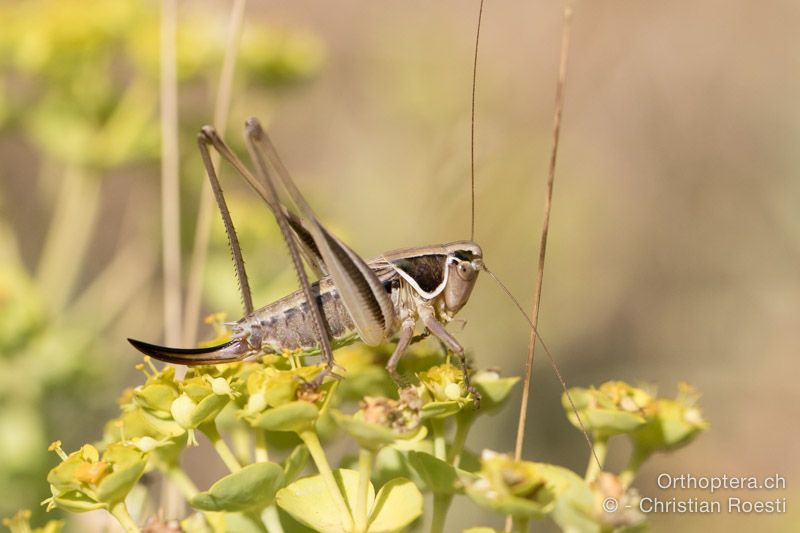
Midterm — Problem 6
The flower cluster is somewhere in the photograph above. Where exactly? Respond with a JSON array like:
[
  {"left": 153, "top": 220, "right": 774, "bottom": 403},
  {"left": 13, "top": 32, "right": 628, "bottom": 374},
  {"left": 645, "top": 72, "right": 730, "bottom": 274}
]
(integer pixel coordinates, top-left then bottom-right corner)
[{"left": 27, "top": 341, "right": 706, "bottom": 533}]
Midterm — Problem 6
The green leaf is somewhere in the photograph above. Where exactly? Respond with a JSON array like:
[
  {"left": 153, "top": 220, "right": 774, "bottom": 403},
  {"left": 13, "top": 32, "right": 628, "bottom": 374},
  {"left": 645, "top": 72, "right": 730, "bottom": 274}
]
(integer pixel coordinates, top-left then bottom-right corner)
[
  {"left": 539, "top": 464, "right": 598, "bottom": 533},
  {"left": 582, "top": 409, "right": 646, "bottom": 436},
  {"left": 367, "top": 478, "right": 423, "bottom": 533},
  {"left": 458, "top": 448, "right": 481, "bottom": 473},
  {"left": 134, "top": 383, "right": 178, "bottom": 414},
  {"left": 46, "top": 455, "right": 84, "bottom": 492},
  {"left": 191, "top": 462, "right": 285, "bottom": 512},
  {"left": 407, "top": 451, "right": 461, "bottom": 495},
  {"left": 252, "top": 401, "right": 319, "bottom": 433},
  {"left": 631, "top": 399, "right": 707, "bottom": 453},
  {"left": 421, "top": 401, "right": 462, "bottom": 419},
  {"left": 151, "top": 433, "right": 189, "bottom": 467},
  {"left": 189, "top": 393, "right": 230, "bottom": 427},
  {"left": 473, "top": 375, "right": 519, "bottom": 414},
  {"left": 282, "top": 444, "right": 309, "bottom": 483},
  {"left": 332, "top": 411, "right": 397, "bottom": 451},
  {"left": 102, "top": 443, "right": 145, "bottom": 469},
  {"left": 50, "top": 490, "right": 105, "bottom": 513},
  {"left": 139, "top": 409, "right": 186, "bottom": 438},
  {"left": 372, "top": 447, "right": 415, "bottom": 490},
  {"left": 224, "top": 512, "right": 269, "bottom": 533},
  {"left": 96, "top": 461, "right": 146, "bottom": 504},
  {"left": 276, "top": 469, "right": 369, "bottom": 533}
]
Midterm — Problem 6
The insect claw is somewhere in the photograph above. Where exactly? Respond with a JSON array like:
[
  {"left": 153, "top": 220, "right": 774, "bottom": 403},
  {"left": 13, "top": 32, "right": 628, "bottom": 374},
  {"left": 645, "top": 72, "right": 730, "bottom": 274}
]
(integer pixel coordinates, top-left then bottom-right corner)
[
  {"left": 315, "top": 365, "right": 345, "bottom": 383},
  {"left": 468, "top": 385, "right": 482, "bottom": 410}
]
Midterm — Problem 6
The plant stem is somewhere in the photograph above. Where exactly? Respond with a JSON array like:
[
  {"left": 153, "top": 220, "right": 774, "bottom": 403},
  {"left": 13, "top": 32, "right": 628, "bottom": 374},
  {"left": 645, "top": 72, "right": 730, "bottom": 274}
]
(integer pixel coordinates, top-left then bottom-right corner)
[
  {"left": 299, "top": 430, "right": 354, "bottom": 532},
  {"left": 261, "top": 505, "right": 285, "bottom": 533},
  {"left": 232, "top": 424, "right": 253, "bottom": 465},
  {"left": 620, "top": 448, "right": 650, "bottom": 489},
  {"left": 255, "top": 429, "right": 269, "bottom": 463},
  {"left": 430, "top": 494, "right": 453, "bottom": 533},
  {"left": 202, "top": 423, "right": 242, "bottom": 473},
  {"left": 513, "top": 0, "right": 576, "bottom": 463},
  {"left": 508, "top": 3, "right": 576, "bottom": 530},
  {"left": 514, "top": 516, "right": 530, "bottom": 533},
  {"left": 355, "top": 449, "right": 373, "bottom": 533},
  {"left": 429, "top": 419, "right": 453, "bottom": 533},
  {"left": 430, "top": 419, "right": 447, "bottom": 461},
  {"left": 109, "top": 501, "right": 141, "bottom": 533},
  {"left": 165, "top": 466, "right": 199, "bottom": 500},
  {"left": 584, "top": 435, "right": 608, "bottom": 482},
  {"left": 448, "top": 412, "right": 475, "bottom": 467}
]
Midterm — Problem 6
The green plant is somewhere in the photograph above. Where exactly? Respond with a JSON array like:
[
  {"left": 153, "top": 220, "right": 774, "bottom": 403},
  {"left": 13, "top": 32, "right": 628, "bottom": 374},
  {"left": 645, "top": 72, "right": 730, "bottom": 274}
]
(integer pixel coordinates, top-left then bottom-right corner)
[
  {"left": 0, "top": 0, "right": 323, "bottom": 521},
  {"left": 2, "top": 3, "right": 710, "bottom": 532},
  {"left": 24, "top": 342, "right": 705, "bottom": 532}
]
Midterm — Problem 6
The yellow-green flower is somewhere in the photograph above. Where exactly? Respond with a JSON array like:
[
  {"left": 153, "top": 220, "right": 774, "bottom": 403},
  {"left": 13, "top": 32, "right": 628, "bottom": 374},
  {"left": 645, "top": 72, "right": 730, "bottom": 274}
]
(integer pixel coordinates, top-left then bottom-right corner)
[
  {"left": 563, "top": 381, "right": 653, "bottom": 437},
  {"left": 241, "top": 364, "right": 324, "bottom": 418},
  {"left": 417, "top": 363, "right": 474, "bottom": 418},
  {"left": 333, "top": 389, "right": 424, "bottom": 451},
  {"left": 631, "top": 383, "right": 708, "bottom": 454},
  {"left": 2, "top": 509, "right": 63, "bottom": 533},
  {"left": 44, "top": 441, "right": 147, "bottom": 513},
  {"left": 465, "top": 450, "right": 557, "bottom": 518}
]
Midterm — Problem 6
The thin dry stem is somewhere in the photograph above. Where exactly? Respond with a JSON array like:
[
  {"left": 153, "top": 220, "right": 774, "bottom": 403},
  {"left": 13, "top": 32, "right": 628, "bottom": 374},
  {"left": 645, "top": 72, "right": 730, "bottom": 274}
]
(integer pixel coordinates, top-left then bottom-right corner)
[
  {"left": 505, "top": 5, "right": 576, "bottom": 532},
  {"left": 470, "top": 0, "right": 485, "bottom": 242},
  {"left": 160, "top": 0, "right": 182, "bottom": 346},
  {"left": 512, "top": 2, "right": 575, "bottom": 459},
  {"left": 183, "top": 0, "right": 248, "bottom": 345}
]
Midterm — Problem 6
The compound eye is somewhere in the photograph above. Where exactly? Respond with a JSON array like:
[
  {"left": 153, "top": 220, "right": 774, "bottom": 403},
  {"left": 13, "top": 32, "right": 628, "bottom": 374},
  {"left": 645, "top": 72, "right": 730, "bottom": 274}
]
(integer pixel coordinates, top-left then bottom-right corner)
[{"left": 456, "top": 262, "right": 473, "bottom": 280}]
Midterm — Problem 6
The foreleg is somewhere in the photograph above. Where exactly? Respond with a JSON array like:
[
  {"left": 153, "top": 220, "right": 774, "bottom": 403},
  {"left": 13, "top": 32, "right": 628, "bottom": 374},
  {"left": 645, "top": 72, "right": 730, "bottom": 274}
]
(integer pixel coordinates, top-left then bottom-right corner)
[
  {"left": 418, "top": 306, "right": 480, "bottom": 406},
  {"left": 386, "top": 319, "right": 416, "bottom": 384}
]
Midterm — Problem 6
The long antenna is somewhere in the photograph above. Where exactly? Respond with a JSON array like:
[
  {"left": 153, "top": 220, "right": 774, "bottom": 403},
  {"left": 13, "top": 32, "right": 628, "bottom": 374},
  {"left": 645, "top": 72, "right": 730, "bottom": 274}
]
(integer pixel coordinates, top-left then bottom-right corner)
[
  {"left": 513, "top": 1, "right": 576, "bottom": 461},
  {"left": 470, "top": 0, "right": 485, "bottom": 241},
  {"left": 484, "top": 267, "right": 598, "bottom": 467}
]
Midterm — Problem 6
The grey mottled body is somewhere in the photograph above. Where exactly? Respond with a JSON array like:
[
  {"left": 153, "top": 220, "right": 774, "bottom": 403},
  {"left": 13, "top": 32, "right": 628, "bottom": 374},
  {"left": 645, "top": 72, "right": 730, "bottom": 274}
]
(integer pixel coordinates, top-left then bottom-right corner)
[
  {"left": 130, "top": 241, "right": 482, "bottom": 374},
  {"left": 235, "top": 276, "right": 360, "bottom": 355}
]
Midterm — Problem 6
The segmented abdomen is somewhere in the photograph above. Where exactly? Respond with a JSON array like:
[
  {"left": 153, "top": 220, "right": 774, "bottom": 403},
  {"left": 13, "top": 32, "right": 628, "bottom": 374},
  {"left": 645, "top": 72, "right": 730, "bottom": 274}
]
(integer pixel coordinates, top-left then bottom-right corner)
[{"left": 234, "top": 277, "right": 359, "bottom": 354}]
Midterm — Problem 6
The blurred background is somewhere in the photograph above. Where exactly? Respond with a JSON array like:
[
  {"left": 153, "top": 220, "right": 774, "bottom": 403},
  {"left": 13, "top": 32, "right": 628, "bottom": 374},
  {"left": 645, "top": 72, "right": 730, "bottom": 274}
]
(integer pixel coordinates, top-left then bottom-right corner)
[{"left": 0, "top": 0, "right": 797, "bottom": 531}]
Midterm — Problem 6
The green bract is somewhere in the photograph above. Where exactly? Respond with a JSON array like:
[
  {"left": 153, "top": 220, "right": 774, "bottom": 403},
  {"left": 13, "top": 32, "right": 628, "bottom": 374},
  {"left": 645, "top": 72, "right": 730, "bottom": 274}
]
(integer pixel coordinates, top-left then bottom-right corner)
[
  {"left": 562, "top": 381, "right": 653, "bottom": 437},
  {"left": 44, "top": 442, "right": 147, "bottom": 512},
  {"left": 241, "top": 364, "right": 325, "bottom": 415},
  {"left": 408, "top": 451, "right": 469, "bottom": 495},
  {"left": 417, "top": 363, "right": 476, "bottom": 419},
  {"left": 276, "top": 470, "right": 423, "bottom": 533},
  {"left": 465, "top": 450, "right": 558, "bottom": 518},
  {"left": 471, "top": 371, "right": 519, "bottom": 414},
  {"left": 333, "top": 391, "right": 424, "bottom": 451},
  {"left": 631, "top": 383, "right": 708, "bottom": 454},
  {"left": 191, "top": 462, "right": 285, "bottom": 512}
]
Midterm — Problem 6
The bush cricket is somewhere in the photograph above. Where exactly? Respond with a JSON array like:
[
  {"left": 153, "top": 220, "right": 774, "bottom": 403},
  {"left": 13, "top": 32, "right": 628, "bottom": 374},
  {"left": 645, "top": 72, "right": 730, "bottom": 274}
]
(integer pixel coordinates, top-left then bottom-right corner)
[
  {"left": 128, "top": 5, "right": 596, "bottom": 456},
  {"left": 128, "top": 119, "right": 485, "bottom": 399}
]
